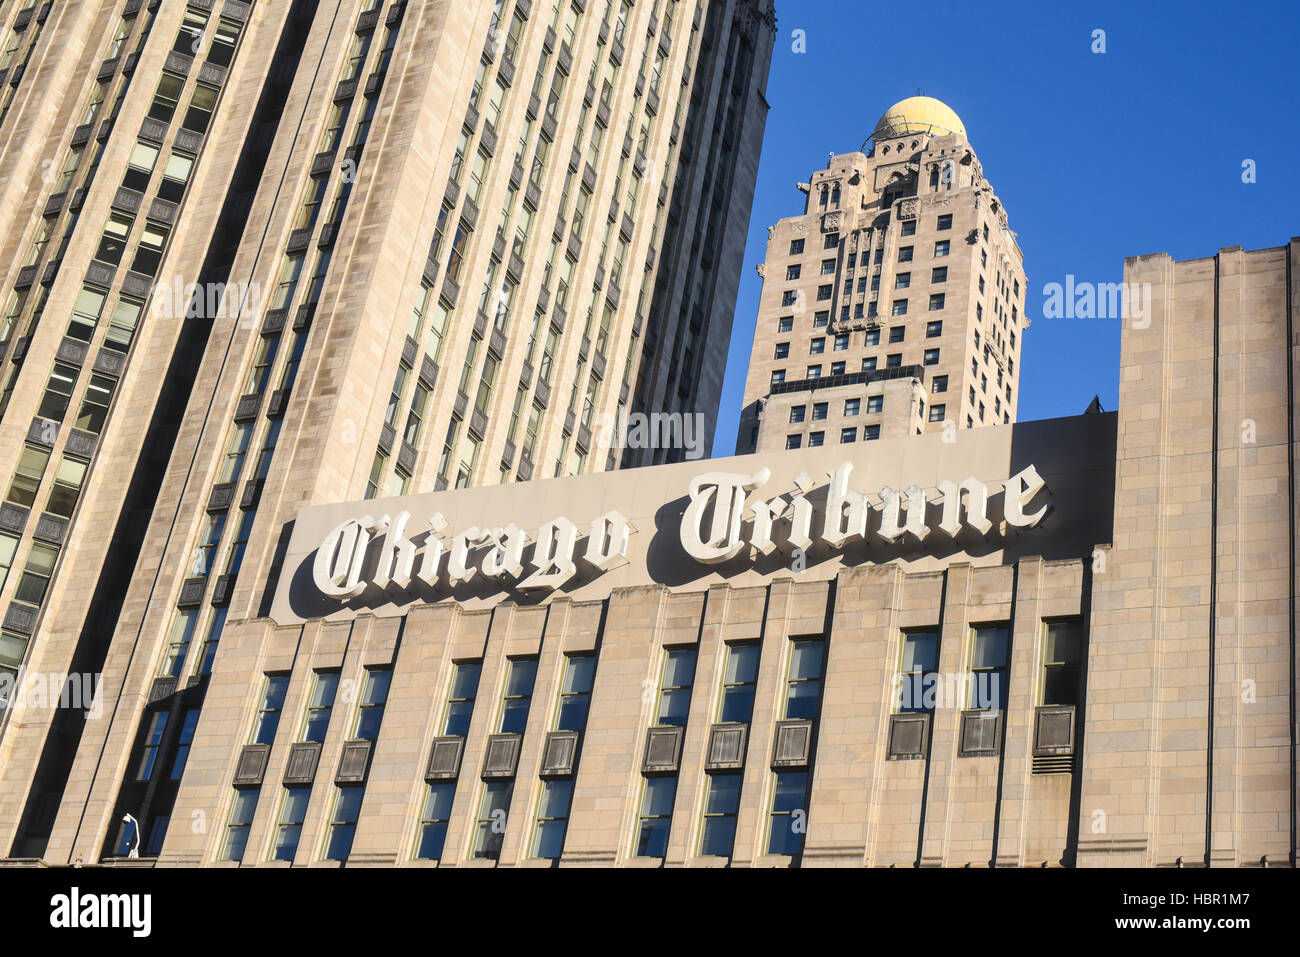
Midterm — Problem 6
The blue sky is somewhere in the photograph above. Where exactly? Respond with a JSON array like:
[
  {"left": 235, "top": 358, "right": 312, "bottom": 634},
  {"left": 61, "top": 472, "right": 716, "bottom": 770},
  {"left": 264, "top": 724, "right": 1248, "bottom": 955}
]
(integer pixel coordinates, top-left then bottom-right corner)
[{"left": 710, "top": 0, "right": 1300, "bottom": 455}]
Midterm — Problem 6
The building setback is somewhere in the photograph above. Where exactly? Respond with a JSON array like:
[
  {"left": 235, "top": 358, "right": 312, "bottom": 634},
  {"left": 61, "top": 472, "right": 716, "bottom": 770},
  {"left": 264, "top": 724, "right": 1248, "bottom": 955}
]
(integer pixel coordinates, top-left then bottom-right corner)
[
  {"left": 0, "top": 0, "right": 776, "bottom": 859},
  {"left": 737, "top": 96, "right": 1026, "bottom": 456}
]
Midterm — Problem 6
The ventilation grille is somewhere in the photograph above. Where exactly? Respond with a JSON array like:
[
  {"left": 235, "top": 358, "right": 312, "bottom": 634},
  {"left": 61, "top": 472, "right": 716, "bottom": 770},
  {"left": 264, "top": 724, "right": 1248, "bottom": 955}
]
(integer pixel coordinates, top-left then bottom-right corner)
[{"left": 1032, "top": 755, "right": 1073, "bottom": 775}]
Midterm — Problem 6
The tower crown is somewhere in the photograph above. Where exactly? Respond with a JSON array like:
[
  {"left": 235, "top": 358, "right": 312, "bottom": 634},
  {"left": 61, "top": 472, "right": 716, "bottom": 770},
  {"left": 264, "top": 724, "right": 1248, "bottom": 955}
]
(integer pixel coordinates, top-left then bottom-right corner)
[{"left": 871, "top": 96, "right": 965, "bottom": 140}]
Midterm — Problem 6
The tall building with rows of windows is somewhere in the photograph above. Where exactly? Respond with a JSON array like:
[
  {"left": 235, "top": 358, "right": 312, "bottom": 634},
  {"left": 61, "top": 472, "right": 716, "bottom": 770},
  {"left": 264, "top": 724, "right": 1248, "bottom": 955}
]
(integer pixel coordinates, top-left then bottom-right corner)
[
  {"left": 736, "top": 96, "right": 1026, "bottom": 455},
  {"left": 0, "top": 0, "right": 775, "bottom": 859}
]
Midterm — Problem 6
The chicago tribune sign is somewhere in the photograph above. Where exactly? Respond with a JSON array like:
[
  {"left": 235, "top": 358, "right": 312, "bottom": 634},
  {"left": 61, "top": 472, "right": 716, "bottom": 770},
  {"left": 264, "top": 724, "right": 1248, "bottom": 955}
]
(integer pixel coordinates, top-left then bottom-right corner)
[{"left": 309, "top": 462, "right": 1050, "bottom": 601}]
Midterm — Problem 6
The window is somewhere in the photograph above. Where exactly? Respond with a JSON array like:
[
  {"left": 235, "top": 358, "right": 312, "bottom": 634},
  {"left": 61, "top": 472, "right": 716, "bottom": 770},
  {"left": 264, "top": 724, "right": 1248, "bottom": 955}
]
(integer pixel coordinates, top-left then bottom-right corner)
[
  {"left": 174, "top": 8, "right": 208, "bottom": 54},
  {"left": 937, "top": 214, "right": 952, "bottom": 230},
  {"left": 773, "top": 342, "right": 789, "bottom": 359},
  {"left": 354, "top": 668, "right": 392, "bottom": 740},
  {"left": 843, "top": 398, "right": 860, "bottom": 416},
  {"left": 823, "top": 232, "right": 838, "bottom": 249},
  {"left": 96, "top": 213, "right": 132, "bottom": 264},
  {"left": 123, "top": 142, "right": 158, "bottom": 192},
  {"left": 634, "top": 776, "right": 678, "bottom": 857},
  {"left": 929, "top": 294, "right": 945, "bottom": 311},
  {"left": 252, "top": 675, "right": 290, "bottom": 745},
  {"left": 134, "top": 712, "right": 169, "bottom": 781},
  {"left": 888, "top": 326, "right": 905, "bottom": 344},
  {"left": 719, "top": 643, "right": 759, "bottom": 723},
  {"left": 159, "top": 610, "right": 198, "bottom": 678},
  {"left": 813, "top": 311, "right": 829, "bottom": 328},
  {"left": 14, "top": 543, "right": 57, "bottom": 607},
  {"left": 532, "top": 779, "right": 574, "bottom": 859},
  {"left": 900, "top": 220, "right": 916, "bottom": 237},
  {"left": 816, "top": 285, "right": 831, "bottom": 301},
  {"left": 820, "top": 259, "right": 835, "bottom": 275},
  {"left": 865, "top": 328, "right": 880, "bottom": 346},
  {"left": 923, "top": 348, "right": 939, "bottom": 366},
  {"left": 788, "top": 239, "right": 804, "bottom": 255},
  {"left": 866, "top": 395, "right": 883, "bottom": 414},
  {"left": 926, "top": 320, "right": 943, "bottom": 338},
  {"left": 833, "top": 333, "right": 849, "bottom": 351},
  {"left": 443, "top": 660, "right": 482, "bottom": 736},
  {"left": 777, "top": 316, "right": 793, "bottom": 333},
  {"left": 700, "top": 774, "right": 741, "bottom": 857},
  {"left": 970, "top": 624, "right": 1010, "bottom": 710},
  {"left": 301, "top": 672, "right": 340, "bottom": 743},
  {"left": 934, "top": 240, "right": 950, "bottom": 257},
  {"left": 932, "top": 266, "right": 947, "bottom": 283},
  {"left": 770, "top": 370, "right": 785, "bottom": 388},
  {"left": 103, "top": 299, "right": 143, "bottom": 352},
  {"left": 767, "top": 770, "right": 808, "bottom": 856},
  {"left": 785, "top": 435, "right": 801, "bottom": 450},
  {"left": 0, "top": 533, "right": 17, "bottom": 595},
  {"left": 861, "top": 357, "right": 877, "bottom": 372},
  {"left": 928, "top": 404, "right": 946, "bottom": 422},
  {"left": 840, "top": 427, "right": 857, "bottom": 444},
  {"left": 808, "top": 431, "right": 824, "bottom": 447},
  {"left": 158, "top": 151, "right": 195, "bottom": 203},
  {"left": 655, "top": 648, "right": 697, "bottom": 726},
  {"left": 207, "top": 16, "right": 241, "bottom": 66},
  {"left": 897, "top": 631, "right": 939, "bottom": 713},
  {"left": 785, "top": 264, "right": 800, "bottom": 280},
  {"left": 149, "top": 73, "right": 185, "bottom": 121},
  {"left": 182, "top": 83, "right": 219, "bottom": 133},
  {"left": 221, "top": 789, "right": 260, "bottom": 862},
  {"left": 324, "top": 786, "right": 364, "bottom": 861},
  {"left": 780, "top": 290, "right": 798, "bottom": 307},
  {"left": 473, "top": 781, "right": 512, "bottom": 859},
  {"left": 806, "top": 365, "right": 821, "bottom": 379},
  {"left": 170, "top": 708, "right": 201, "bottom": 780},
  {"left": 1041, "top": 619, "right": 1083, "bottom": 706},
  {"left": 811, "top": 402, "right": 828, "bottom": 421},
  {"left": 415, "top": 782, "right": 455, "bottom": 860},
  {"left": 37, "top": 363, "right": 78, "bottom": 422},
  {"left": 783, "top": 638, "right": 824, "bottom": 719},
  {"left": 864, "top": 424, "right": 881, "bottom": 440},
  {"left": 199, "top": 610, "right": 228, "bottom": 675},
  {"left": 897, "top": 246, "right": 913, "bottom": 263},
  {"left": 891, "top": 300, "right": 907, "bottom": 317},
  {"left": 895, "top": 272, "right": 911, "bottom": 289},
  {"left": 886, "top": 353, "right": 902, "bottom": 369},
  {"left": 129, "top": 222, "right": 169, "bottom": 275},
  {"left": 554, "top": 654, "right": 596, "bottom": 731},
  {"left": 498, "top": 658, "right": 538, "bottom": 733},
  {"left": 272, "top": 787, "right": 311, "bottom": 861}
]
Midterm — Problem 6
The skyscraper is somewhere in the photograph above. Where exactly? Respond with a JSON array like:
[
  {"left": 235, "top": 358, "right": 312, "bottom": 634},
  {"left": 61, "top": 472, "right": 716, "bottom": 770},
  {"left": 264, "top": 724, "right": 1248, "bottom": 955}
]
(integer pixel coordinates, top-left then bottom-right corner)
[
  {"left": 0, "top": 0, "right": 774, "bottom": 860},
  {"left": 736, "top": 96, "right": 1026, "bottom": 454}
]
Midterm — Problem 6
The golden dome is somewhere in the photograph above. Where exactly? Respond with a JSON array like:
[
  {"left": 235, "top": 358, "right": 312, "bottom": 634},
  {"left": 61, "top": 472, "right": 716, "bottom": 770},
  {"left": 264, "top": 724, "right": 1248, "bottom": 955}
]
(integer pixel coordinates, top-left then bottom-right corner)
[{"left": 872, "top": 96, "right": 965, "bottom": 140}]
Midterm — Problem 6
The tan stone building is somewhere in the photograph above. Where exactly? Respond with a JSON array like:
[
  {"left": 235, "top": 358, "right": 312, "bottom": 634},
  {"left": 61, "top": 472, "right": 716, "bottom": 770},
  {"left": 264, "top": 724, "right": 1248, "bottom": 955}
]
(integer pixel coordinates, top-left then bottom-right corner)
[
  {"left": 737, "top": 96, "right": 1026, "bottom": 456},
  {"left": 4, "top": 235, "right": 1295, "bottom": 868},
  {"left": 0, "top": 0, "right": 776, "bottom": 858}
]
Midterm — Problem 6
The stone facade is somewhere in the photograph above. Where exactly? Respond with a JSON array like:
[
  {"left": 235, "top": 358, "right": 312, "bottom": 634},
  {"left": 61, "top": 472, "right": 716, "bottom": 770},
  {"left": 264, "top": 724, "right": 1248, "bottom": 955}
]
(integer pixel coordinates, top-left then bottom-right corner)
[{"left": 0, "top": 0, "right": 775, "bottom": 860}]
